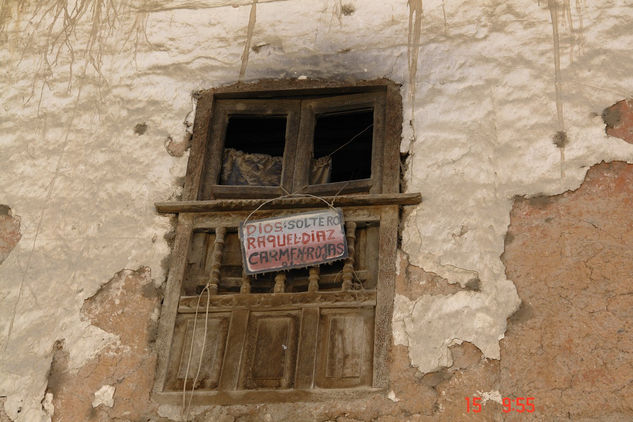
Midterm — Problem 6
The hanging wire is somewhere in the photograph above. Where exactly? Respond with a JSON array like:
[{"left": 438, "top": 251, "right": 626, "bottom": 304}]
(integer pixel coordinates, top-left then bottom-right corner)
[
  {"left": 181, "top": 280, "right": 212, "bottom": 420},
  {"left": 325, "top": 123, "right": 373, "bottom": 158},
  {"left": 242, "top": 192, "right": 340, "bottom": 227}
]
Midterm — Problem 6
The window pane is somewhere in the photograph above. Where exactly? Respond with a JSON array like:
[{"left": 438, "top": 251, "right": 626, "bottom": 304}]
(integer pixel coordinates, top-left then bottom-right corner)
[
  {"left": 311, "top": 109, "right": 373, "bottom": 184},
  {"left": 220, "top": 115, "right": 287, "bottom": 186}
]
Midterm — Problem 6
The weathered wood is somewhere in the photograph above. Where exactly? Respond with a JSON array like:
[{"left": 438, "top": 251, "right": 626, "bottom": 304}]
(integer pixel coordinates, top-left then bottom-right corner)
[
  {"left": 315, "top": 308, "right": 374, "bottom": 389},
  {"left": 308, "top": 266, "right": 319, "bottom": 292},
  {"left": 280, "top": 101, "right": 301, "bottom": 193},
  {"left": 370, "top": 92, "right": 386, "bottom": 194},
  {"left": 221, "top": 233, "right": 242, "bottom": 266},
  {"left": 294, "top": 92, "right": 383, "bottom": 194},
  {"left": 193, "top": 208, "right": 381, "bottom": 230},
  {"left": 153, "top": 385, "right": 384, "bottom": 406},
  {"left": 239, "top": 312, "right": 298, "bottom": 390},
  {"left": 157, "top": 80, "right": 405, "bottom": 403},
  {"left": 218, "top": 309, "right": 249, "bottom": 390},
  {"left": 208, "top": 227, "right": 226, "bottom": 295},
  {"left": 240, "top": 273, "right": 251, "bottom": 294},
  {"left": 154, "top": 213, "right": 194, "bottom": 393},
  {"left": 293, "top": 99, "right": 315, "bottom": 190},
  {"left": 178, "top": 290, "right": 376, "bottom": 313},
  {"left": 200, "top": 99, "right": 301, "bottom": 200},
  {"left": 199, "top": 106, "right": 228, "bottom": 200},
  {"left": 210, "top": 78, "right": 392, "bottom": 99},
  {"left": 164, "top": 313, "right": 230, "bottom": 391},
  {"left": 383, "top": 82, "right": 402, "bottom": 193},
  {"left": 155, "top": 192, "right": 421, "bottom": 213},
  {"left": 188, "top": 270, "right": 369, "bottom": 292},
  {"left": 300, "top": 179, "right": 372, "bottom": 196},
  {"left": 211, "top": 185, "right": 283, "bottom": 199},
  {"left": 182, "top": 232, "right": 208, "bottom": 295},
  {"left": 183, "top": 94, "right": 214, "bottom": 201},
  {"left": 372, "top": 206, "right": 399, "bottom": 388},
  {"left": 273, "top": 272, "right": 286, "bottom": 293},
  {"left": 294, "top": 307, "right": 319, "bottom": 389},
  {"left": 341, "top": 221, "right": 357, "bottom": 291},
  {"left": 363, "top": 226, "right": 380, "bottom": 290}
]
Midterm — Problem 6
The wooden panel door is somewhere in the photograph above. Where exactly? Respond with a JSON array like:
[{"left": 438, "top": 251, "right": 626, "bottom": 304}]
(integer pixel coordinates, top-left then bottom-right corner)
[
  {"left": 239, "top": 311, "right": 299, "bottom": 389},
  {"left": 315, "top": 307, "right": 374, "bottom": 388},
  {"left": 165, "top": 312, "right": 230, "bottom": 391}
]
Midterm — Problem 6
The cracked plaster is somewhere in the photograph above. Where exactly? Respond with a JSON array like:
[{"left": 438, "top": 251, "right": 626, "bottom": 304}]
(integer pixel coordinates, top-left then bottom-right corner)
[{"left": 1, "top": 0, "right": 633, "bottom": 420}]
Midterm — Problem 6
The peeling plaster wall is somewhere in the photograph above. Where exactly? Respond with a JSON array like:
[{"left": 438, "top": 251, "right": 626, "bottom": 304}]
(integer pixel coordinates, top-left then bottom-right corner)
[{"left": 1, "top": 0, "right": 633, "bottom": 420}]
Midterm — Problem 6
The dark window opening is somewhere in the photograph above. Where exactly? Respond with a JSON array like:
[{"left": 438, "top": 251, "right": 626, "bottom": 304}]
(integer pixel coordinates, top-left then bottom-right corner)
[
  {"left": 220, "top": 115, "right": 287, "bottom": 186},
  {"left": 312, "top": 109, "right": 373, "bottom": 184}
]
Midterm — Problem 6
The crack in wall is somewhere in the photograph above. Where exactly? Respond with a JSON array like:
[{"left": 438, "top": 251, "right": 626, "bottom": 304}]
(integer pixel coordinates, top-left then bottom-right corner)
[
  {"left": 0, "top": 206, "right": 21, "bottom": 266},
  {"left": 239, "top": 0, "right": 258, "bottom": 81},
  {"left": 407, "top": 0, "right": 423, "bottom": 145}
]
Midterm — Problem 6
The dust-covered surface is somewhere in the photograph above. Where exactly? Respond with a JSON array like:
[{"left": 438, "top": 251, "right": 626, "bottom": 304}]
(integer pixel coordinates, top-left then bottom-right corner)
[{"left": 1, "top": 0, "right": 633, "bottom": 420}]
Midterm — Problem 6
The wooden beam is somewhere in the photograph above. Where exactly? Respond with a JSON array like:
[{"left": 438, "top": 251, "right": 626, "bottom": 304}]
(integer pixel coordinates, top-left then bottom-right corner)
[{"left": 155, "top": 192, "right": 421, "bottom": 213}]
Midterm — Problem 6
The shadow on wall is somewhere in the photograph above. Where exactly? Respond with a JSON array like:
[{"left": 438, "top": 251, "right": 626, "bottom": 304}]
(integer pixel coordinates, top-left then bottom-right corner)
[
  {"left": 0, "top": 205, "right": 21, "bottom": 265},
  {"left": 602, "top": 99, "right": 633, "bottom": 144}
]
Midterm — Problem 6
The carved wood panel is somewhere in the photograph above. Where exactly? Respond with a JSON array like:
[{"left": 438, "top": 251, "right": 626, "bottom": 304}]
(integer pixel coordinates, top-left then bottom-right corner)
[
  {"left": 158, "top": 207, "right": 397, "bottom": 401},
  {"left": 165, "top": 312, "right": 230, "bottom": 391},
  {"left": 164, "top": 305, "right": 375, "bottom": 393},
  {"left": 239, "top": 311, "right": 299, "bottom": 390},
  {"left": 315, "top": 307, "right": 374, "bottom": 388}
]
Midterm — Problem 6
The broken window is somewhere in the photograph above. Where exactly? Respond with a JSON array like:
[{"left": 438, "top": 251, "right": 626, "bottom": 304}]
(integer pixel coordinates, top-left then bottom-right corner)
[{"left": 153, "top": 80, "right": 420, "bottom": 405}]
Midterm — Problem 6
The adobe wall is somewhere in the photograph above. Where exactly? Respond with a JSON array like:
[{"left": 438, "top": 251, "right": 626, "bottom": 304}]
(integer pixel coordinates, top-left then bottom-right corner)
[{"left": 1, "top": 1, "right": 632, "bottom": 420}]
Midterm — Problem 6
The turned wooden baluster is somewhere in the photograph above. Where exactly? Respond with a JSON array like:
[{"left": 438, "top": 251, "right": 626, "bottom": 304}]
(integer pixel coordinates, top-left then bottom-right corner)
[
  {"left": 341, "top": 221, "right": 357, "bottom": 291},
  {"left": 308, "top": 266, "right": 320, "bottom": 292},
  {"left": 208, "top": 227, "right": 226, "bottom": 295},
  {"left": 240, "top": 272, "right": 251, "bottom": 294},
  {"left": 274, "top": 272, "right": 286, "bottom": 293}
]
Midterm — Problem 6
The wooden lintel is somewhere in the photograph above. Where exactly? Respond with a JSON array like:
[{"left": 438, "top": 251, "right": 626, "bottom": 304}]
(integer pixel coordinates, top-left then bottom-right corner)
[{"left": 155, "top": 193, "right": 422, "bottom": 213}]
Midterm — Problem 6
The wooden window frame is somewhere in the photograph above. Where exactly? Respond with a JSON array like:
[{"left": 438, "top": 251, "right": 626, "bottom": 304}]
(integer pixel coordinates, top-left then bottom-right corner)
[{"left": 153, "top": 79, "right": 421, "bottom": 405}]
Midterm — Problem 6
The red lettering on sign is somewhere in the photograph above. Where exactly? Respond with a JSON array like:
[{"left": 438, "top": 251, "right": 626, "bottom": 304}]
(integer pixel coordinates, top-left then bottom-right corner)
[{"left": 240, "top": 210, "right": 348, "bottom": 274}]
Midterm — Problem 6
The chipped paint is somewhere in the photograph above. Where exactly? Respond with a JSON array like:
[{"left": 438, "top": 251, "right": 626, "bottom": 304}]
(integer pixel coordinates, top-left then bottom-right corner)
[{"left": 91, "top": 385, "right": 115, "bottom": 408}]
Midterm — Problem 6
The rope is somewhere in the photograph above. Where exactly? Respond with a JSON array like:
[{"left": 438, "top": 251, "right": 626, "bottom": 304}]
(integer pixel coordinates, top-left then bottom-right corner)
[{"left": 181, "top": 282, "right": 212, "bottom": 421}]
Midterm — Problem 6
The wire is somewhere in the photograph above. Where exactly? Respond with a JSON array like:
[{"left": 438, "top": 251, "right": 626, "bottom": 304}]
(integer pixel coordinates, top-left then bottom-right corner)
[{"left": 325, "top": 123, "right": 373, "bottom": 158}]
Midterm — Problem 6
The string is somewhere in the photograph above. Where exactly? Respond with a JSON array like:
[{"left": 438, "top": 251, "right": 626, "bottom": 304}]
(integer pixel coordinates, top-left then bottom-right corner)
[
  {"left": 242, "top": 192, "right": 340, "bottom": 228},
  {"left": 240, "top": 121, "right": 374, "bottom": 227},
  {"left": 325, "top": 123, "right": 373, "bottom": 158},
  {"left": 181, "top": 281, "right": 212, "bottom": 421}
]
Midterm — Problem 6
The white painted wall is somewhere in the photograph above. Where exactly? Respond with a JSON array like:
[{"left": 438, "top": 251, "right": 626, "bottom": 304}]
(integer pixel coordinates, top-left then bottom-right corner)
[{"left": 1, "top": 1, "right": 632, "bottom": 420}]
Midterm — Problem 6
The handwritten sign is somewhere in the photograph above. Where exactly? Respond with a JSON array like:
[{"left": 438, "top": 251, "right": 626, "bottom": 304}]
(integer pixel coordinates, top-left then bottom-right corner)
[{"left": 239, "top": 209, "right": 348, "bottom": 275}]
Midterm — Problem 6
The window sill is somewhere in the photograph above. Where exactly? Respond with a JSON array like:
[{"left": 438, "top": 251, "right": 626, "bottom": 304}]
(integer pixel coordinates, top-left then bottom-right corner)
[
  {"left": 155, "top": 192, "right": 421, "bottom": 213},
  {"left": 153, "top": 386, "right": 387, "bottom": 406}
]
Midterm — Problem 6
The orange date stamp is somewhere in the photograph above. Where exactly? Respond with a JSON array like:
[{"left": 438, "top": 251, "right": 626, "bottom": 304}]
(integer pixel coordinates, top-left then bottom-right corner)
[{"left": 465, "top": 396, "right": 535, "bottom": 413}]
